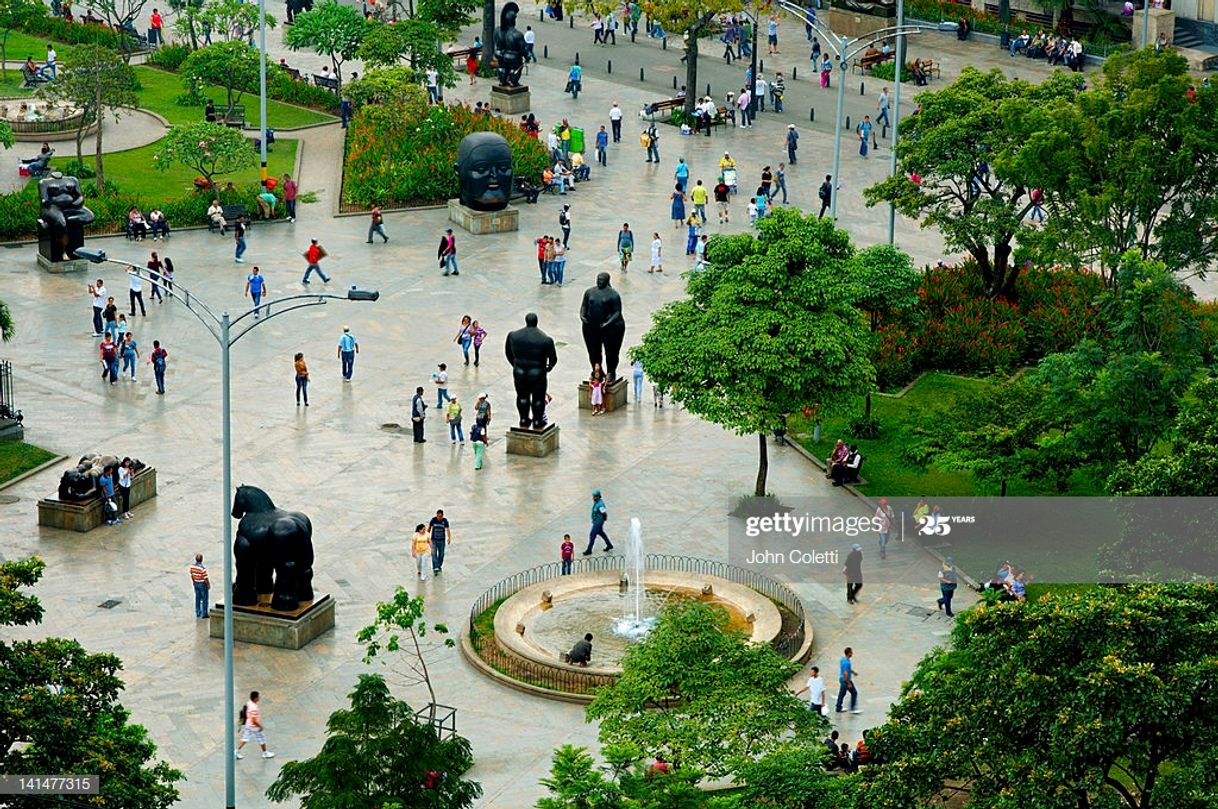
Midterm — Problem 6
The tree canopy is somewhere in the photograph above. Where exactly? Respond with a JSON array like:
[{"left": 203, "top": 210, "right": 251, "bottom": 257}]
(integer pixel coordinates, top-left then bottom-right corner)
[
  {"left": 585, "top": 600, "right": 822, "bottom": 780},
  {"left": 631, "top": 208, "right": 876, "bottom": 495},
  {"left": 284, "top": 0, "right": 367, "bottom": 84},
  {"left": 153, "top": 122, "right": 257, "bottom": 186},
  {"left": 854, "top": 585, "right": 1218, "bottom": 809},
  {"left": 0, "top": 557, "right": 182, "bottom": 808},
  {"left": 179, "top": 40, "right": 260, "bottom": 112}
]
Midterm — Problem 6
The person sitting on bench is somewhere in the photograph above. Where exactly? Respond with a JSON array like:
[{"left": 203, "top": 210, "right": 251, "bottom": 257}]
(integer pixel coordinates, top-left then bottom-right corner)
[
  {"left": 565, "top": 633, "right": 593, "bottom": 666},
  {"left": 570, "top": 151, "right": 591, "bottom": 181},
  {"left": 207, "top": 199, "right": 227, "bottom": 233},
  {"left": 831, "top": 444, "right": 862, "bottom": 485}
]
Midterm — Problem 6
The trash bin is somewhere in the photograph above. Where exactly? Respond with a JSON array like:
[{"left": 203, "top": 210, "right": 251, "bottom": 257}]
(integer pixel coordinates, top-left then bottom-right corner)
[{"left": 569, "top": 127, "right": 585, "bottom": 155}]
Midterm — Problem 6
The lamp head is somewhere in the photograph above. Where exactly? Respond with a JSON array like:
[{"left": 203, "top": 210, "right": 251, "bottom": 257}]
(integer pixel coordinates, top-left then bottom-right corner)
[
  {"left": 347, "top": 288, "right": 380, "bottom": 302},
  {"left": 74, "top": 247, "right": 107, "bottom": 264}
]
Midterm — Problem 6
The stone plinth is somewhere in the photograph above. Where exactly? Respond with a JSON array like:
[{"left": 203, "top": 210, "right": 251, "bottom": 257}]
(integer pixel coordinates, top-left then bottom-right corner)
[
  {"left": 1132, "top": 8, "right": 1174, "bottom": 47},
  {"left": 210, "top": 594, "right": 335, "bottom": 650},
  {"left": 37, "top": 467, "right": 158, "bottom": 532},
  {"left": 36, "top": 254, "right": 90, "bottom": 274},
  {"left": 506, "top": 424, "right": 560, "bottom": 457},
  {"left": 447, "top": 200, "right": 520, "bottom": 235},
  {"left": 577, "top": 377, "right": 628, "bottom": 412},
  {"left": 0, "top": 417, "right": 23, "bottom": 441},
  {"left": 490, "top": 85, "right": 532, "bottom": 114},
  {"left": 828, "top": 7, "right": 893, "bottom": 40}
]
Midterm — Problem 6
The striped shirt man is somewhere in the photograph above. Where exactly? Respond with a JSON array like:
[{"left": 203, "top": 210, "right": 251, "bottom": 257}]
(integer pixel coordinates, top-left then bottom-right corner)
[{"left": 190, "top": 554, "right": 210, "bottom": 619}]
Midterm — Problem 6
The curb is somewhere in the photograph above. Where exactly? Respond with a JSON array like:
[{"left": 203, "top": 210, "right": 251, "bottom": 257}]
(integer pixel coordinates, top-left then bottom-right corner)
[
  {"left": 0, "top": 454, "right": 68, "bottom": 492},
  {"left": 459, "top": 626, "right": 597, "bottom": 705}
]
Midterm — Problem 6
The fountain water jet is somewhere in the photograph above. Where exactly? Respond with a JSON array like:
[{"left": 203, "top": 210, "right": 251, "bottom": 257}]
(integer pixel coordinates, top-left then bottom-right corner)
[{"left": 612, "top": 517, "right": 657, "bottom": 639}]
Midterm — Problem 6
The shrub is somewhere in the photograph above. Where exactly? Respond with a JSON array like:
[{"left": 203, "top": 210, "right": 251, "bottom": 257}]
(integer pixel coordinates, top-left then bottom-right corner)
[
  {"left": 343, "top": 103, "right": 549, "bottom": 207},
  {"left": 1196, "top": 300, "right": 1218, "bottom": 365},
  {"left": 1016, "top": 266, "right": 1106, "bottom": 354},
  {"left": 146, "top": 43, "right": 191, "bottom": 71},
  {"left": 870, "top": 61, "right": 913, "bottom": 82},
  {"left": 266, "top": 71, "right": 342, "bottom": 112},
  {"left": 873, "top": 322, "right": 919, "bottom": 390},
  {"left": 22, "top": 14, "right": 138, "bottom": 50},
  {"left": 918, "top": 292, "right": 1028, "bottom": 372}
]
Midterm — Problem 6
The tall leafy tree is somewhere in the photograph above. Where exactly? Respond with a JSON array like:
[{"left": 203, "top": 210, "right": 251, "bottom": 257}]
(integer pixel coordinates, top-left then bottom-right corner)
[
  {"left": 356, "top": 587, "right": 454, "bottom": 722},
  {"left": 864, "top": 67, "right": 1081, "bottom": 298},
  {"left": 0, "top": 558, "right": 183, "bottom": 808},
  {"left": 265, "top": 673, "right": 481, "bottom": 809},
  {"left": 358, "top": 19, "right": 455, "bottom": 87},
  {"left": 586, "top": 600, "right": 823, "bottom": 780},
  {"left": 0, "top": 0, "right": 40, "bottom": 82},
  {"left": 178, "top": 40, "right": 260, "bottom": 113},
  {"left": 853, "top": 585, "right": 1218, "bottom": 809},
  {"left": 94, "top": 0, "right": 152, "bottom": 54},
  {"left": 1109, "top": 374, "right": 1218, "bottom": 496},
  {"left": 853, "top": 243, "right": 918, "bottom": 423},
  {"left": 37, "top": 44, "right": 137, "bottom": 190},
  {"left": 167, "top": 0, "right": 204, "bottom": 49},
  {"left": 1016, "top": 49, "right": 1218, "bottom": 281},
  {"left": 284, "top": 0, "right": 367, "bottom": 85},
  {"left": 153, "top": 122, "right": 257, "bottom": 187},
  {"left": 196, "top": 0, "right": 277, "bottom": 43},
  {"left": 632, "top": 209, "right": 873, "bottom": 496}
]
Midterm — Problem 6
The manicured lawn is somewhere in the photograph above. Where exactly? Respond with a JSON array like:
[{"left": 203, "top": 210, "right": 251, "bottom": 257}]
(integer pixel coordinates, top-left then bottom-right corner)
[
  {"left": 788, "top": 372, "right": 1105, "bottom": 498},
  {"left": 0, "top": 70, "right": 36, "bottom": 96},
  {"left": 133, "top": 66, "right": 334, "bottom": 129},
  {"left": 0, "top": 31, "right": 72, "bottom": 64},
  {"left": 0, "top": 441, "right": 57, "bottom": 485},
  {"left": 85, "top": 137, "right": 297, "bottom": 201}
]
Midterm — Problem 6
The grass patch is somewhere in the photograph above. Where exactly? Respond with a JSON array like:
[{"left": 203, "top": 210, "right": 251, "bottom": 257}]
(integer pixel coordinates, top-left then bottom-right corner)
[
  {"left": 0, "top": 31, "right": 71, "bottom": 64},
  {"left": 64, "top": 137, "right": 297, "bottom": 202},
  {"left": 133, "top": 66, "right": 334, "bottom": 129},
  {"left": 0, "top": 441, "right": 57, "bottom": 485},
  {"left": 788, "top": 372, "right": 1105, "bottom": 498},
  {"left": 0, "top": 71, "right": 36, "bottom": 97}
]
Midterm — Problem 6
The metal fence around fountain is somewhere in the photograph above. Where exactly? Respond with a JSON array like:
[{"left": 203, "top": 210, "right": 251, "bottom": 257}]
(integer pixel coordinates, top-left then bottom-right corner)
[{"left": 468, "top": 554, "right": 808, "bottom": 694}]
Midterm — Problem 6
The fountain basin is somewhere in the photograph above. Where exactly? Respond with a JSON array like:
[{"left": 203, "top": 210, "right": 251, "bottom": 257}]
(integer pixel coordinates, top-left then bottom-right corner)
[
  {"left": 494, "top": 569, "right": 783, "bottom": 678},
  {"left": 0, "top": 97, "right": 92, "bottom": 140}
]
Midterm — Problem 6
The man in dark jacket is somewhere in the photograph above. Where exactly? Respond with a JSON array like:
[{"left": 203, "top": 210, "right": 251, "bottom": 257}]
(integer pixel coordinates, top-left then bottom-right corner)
[{"left": 844, "top": 543, "right": 863, "bottom": 604}]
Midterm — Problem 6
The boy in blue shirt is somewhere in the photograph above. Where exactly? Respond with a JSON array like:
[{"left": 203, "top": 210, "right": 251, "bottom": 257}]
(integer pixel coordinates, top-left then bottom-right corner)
[
  {"left": 98, "top": 468, "right": 121, "bottom": 525},
  {"left": 595, "top": 125, "right": 608, "bottom": 167},
  {"left": 244, "top": 266, "right": 266, "bottom": 319}
]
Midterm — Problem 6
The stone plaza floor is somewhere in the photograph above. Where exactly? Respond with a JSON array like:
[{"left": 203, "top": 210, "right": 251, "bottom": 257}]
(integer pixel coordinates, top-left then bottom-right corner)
[{"left": 7, "top": 5, "right": 1207, "bottom": 806}]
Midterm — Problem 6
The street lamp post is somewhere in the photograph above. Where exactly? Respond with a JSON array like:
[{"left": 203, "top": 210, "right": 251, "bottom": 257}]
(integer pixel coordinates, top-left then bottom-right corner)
[
  {"left": 888, "top": 0, "right": 904, "bottom": 244},
  {"left": 258, "top": 0, "right": 268, "bottom": 186},
  {"left": 74, "top": 248, "right": 378, "bottom": 809}
]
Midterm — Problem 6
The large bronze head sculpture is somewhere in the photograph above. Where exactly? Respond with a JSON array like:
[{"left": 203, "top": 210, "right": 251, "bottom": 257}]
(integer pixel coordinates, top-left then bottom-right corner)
[{"left": 454, "top": 132, "right": 514, "bottom": 211}]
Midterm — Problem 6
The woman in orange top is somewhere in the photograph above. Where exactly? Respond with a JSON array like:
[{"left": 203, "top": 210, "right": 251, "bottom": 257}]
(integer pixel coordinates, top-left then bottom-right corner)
[{"left": 294, "top": 352, "right": 309, "bottom": 406}]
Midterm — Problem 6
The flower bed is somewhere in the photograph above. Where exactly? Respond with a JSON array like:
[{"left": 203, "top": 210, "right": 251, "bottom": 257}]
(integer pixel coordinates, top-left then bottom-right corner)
[{"left": 342, "top": 103, "right": 550, "bottom": 208}]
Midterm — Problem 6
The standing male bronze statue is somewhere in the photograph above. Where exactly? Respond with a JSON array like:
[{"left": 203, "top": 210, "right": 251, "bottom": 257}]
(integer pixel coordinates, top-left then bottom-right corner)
[{"left": 505, "top": 313, "right": 558, "bottom": 429}]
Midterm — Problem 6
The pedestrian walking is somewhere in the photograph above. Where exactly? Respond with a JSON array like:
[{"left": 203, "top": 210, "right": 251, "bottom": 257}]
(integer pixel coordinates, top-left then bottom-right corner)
[
  {"left": 116, "top": 313, "right": 128, "bottom": 345},
  {"left": 609, "top": 102, "right": 623, "bottom": 142},
  {"left": 466, "top": 50, "right": 478, "bottom": 85},
  {"left": 1029, "top": 187, "right": 1046, "bottom": 222},
  {"left": 367, "top": 204, "right": 389, "bottom": 243},
  {"left": 244, "top": 266, "right": 267, "bottom": 318},
  {"left": 470, "top": 320, "right": 487, "bottom": 366},
  {"left": 818, "top": 174, "right": 833, "bottom": 217},
  {"left": 754, "top": 73, "right": 767, "bottom": 112},
  {"left": 874, "top": 497, "right": 895, "bottom": 558},
  {"left": 835, "top": 647, "right": 862, "bottom": 713},
  {"left": 617, "top": 222, "right": 634, "bottom": 272},
  {"left": 820, "top": 53, "right": 832, "bottom": 88},
  {"left": 583, "top": 489, "right": 614, "bottom": 554},
  {"left": 685, "top": 212, "right": 701, "bottom": 255},
  {"left": 566, "top": 61, "right": 582, "bottom": 99},
  {"left": 795, "top": 665, "right": 826, "bottom": 714},
  {"left": 772, "top": 71, "right": 786, "bottom": 112},
  {"left": 736, "top": 88, "right": 751, "bottom": 127},
  {"left": 301, "top": 239, "right": 331, "bottom": 284},
  {"left": 524, "top": 25, "right": 537, "bottom": 62},
  {"left": 471, "top": 420, "right": 487, "bottom": 469},
  {"left": 454, "top": 315, "right": 473, "bottom": 365},
  {"left": 606, "top": 12, "right": 617, "bottom": 43},
  {"left": 337, "top": 326, "right": 358, "bottom": 381},
  {"left": 811, "top": 36, "right": 821, "bottom": 66},
  {"left": 127, "top": 268, "right": 146, "bottom": 316},
  {"left": 475, "top": 391, "right": 492, "bottom": 429},
  {"left": 767, "top": 14, "right": 779, "bottom": 53},
  {"left": 775, "top": 163, "right": 788, "bottom": 204},
  {"left": 643, "top": 123, "right": 660, "bottom": 163},
  {"left": 559, "top": 204, "right": 572, "bottom": 246},
  {"left": 99, "top": 333, "right": 119, "bottom": 385},
  {"left": 294, "top": 352, "right": 309, "bottom": 406},
  {"left": 161, "top": 257, "right": 175, "bottom": 293},
  {"left": 844, "top": 543, "right": 863, "bottom": 603},
  {"left": 937, "top": 557, "right": 958, "bottom": 617},
  {"left": 674, "top": 157, "right": 690, "bottom": 193},
  {"left": 411, "top": 386, "right": 427, "bottom": 442},
  {"left": 98, "top": 464, "right": 120, "bottom": 524},
  {"left": 438, "top": 228, "right": 459, "bottom": 276},
  {"left": 120, "top": 333, "right": 139, "bottom": 382},
  {"left": 411, "top": 523, "right": 432, "bottom": 579},
  {"left": 876, "top": 86, "right": 890, "bottom": 128},
  {"left": 446, "top": 395, "right": 465, "bottom": 443},
  {"left": 689, "top": 179, "right": 708, "bottom": 224},
  {"left": 189, "top": 553, "right": 210, "bottom": 618},
  {"left": 649, "top": 232, "right": 663, "bottom": 273},
  {"left": 760, "top": 165, "right": 773, "bottom": 201},
  {"left": 786, "top": 123, "right": 799, "bottom": 164},
  {"left": 233, "top": 216, "right": 247, "bottom": 263},
  {"left": 713, "top": 176, "right": 730, "bottom": 224},
  {"left": 595, "top": 125, "right": 608, "bottom": 166},
  {"left": 235, "top": 691, "right": 274, "bottom": 759},
  {"left": 117, "top": 457, "right": 135, "bottom": 518},
  {"left": 433, "top": 362, "right": 451, "bottom": 407},
  {"left": 282, "top": 174, "right": 297, "bottom": 221},
  {"left": 149, "top": 339, "right": 168, "bottom": 394},
  {"left": 670, "top": 184, "right": 686, "bottom": 228},
  {"left": 146, "top": 252, "right": 164, "bottom": 304},
  {"left": 591, "top": 14, "right": 604, "bottom": 44},
  {"left": 89, "top": 278, "right": 107, "bottom": 335},
  {"left": 857, "top": 115, "right": 874, "bottom": 158},
  {"left": 428, "top": 509, "right": 451, "bottom": 575}
]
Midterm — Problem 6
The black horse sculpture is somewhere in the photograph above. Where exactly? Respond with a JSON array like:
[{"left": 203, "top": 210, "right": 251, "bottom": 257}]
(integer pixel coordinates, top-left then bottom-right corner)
[{"left": 231, "top": 485, "right": 315, "bottom": 612}]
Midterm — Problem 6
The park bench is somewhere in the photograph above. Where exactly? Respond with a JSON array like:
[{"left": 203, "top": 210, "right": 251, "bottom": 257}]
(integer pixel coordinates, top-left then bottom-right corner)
[
  {"left": 313, "top": 73, "right": 340, "bottom": 92},
  {"left": 446, "top": 46, "right": 479, "bottom": 64},
  {"left": 21, "top": 65, "right": 50, "bottom": 88},
  {"left": 918, "top": 59, "right": 941, "bottom": 80},
  {"left": 208, "top": 203, "right": 250, "bottom": 233},
  {"left": 642, "top": 96, "right": 684, "bottom": 117},
  {"left": 277, "top": 63, "right": 303, "bottom": 81},
  {"left": 511, "top": 176, "right": 541, "bottom": 204},
  {"left": 207, "top": 102, "right": 246, "bottom": 128},
  {"left": 851, "top": 51, "right": 893, "bottom": 75}
]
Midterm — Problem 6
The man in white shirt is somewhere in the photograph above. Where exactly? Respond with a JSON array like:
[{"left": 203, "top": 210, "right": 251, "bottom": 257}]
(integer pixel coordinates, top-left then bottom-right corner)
[
  {"left": 524, "top": 25, "right": 537, "bottom": 62},
  {"left": 127, "top": 268, "right": 146, "bottom": 317},
  {"left": 89, "top": 278, "right": 107, "bottom": 335},
  {"left": 425, "top": 68, "right": 439, "bottom": 103},
  {"left": 608, "top": 102, "right": 623, "bottom": 142},
  {"left": 44, "top": 45, "right": 57, "bottom": 80},
  {"left": 795, "top": 666, "right": 827, "bottom": 713},
  {"left": 754, "top": 74, "right": 767, "bottom": 113}
]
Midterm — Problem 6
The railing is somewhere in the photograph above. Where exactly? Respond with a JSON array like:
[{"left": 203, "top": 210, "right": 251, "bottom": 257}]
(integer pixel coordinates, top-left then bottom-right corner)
[
  {"left": 0, "top": 360, "right": 20, "bottom": 423},
  {"left": 467, "top": 554, "right": 808, "bottom": 694}
]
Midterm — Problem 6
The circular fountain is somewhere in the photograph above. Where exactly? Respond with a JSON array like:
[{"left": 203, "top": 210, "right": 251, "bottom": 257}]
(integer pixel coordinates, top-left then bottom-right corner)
[
  {"left": 465, "top": 518, "right": 813, "bottom": 700},
  {"left": 0, "top": 98, "right": 91, "bottom": 140}
]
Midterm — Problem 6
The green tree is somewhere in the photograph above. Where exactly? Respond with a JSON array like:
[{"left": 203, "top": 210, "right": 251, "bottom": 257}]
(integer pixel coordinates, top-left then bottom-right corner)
[
  {"left": 853, "top": 243, "right": 918, "bottom": 423},
  {"left": 94, "top": 0, "right": 152, "bottom": 54},
  {"left": 284, "top": 0, "right": 366, "bottom": 85},
  {"left": 196, "top": 0, "right": 276, "bottom": 43},
  {"left": 864, "top": 67, "right": 1082, "bottom": 298},
  {"left": 854, "top": 585, "right": 1218, "bottom": 809},
  {"left": 37, "top": 44, "right": 137, "bottom": 190},
  {"left": 537, "top": 745, "right": 622, "bottom": 809},
  {"left": 179, "top": 40, "right": 260, "bottom": 114},
  {"left": 631, "top": 208, "right": 874, "bottom": 496},
  {"left": 356, "top": 587, "right": 453, "bottom": 721},
  {"left": 0, "top": 297, "right": 14, "bottom": 342},
  {"left": 153, "top": 122, "right": 256, "bottom": 187},
  {"left": 586, "top": 600, "right": 821, "bottom": 780},
  {"left": 732, "top": 746, "right": 852, "bottom": 809},
  {"left": 167, "top": 0, "right": 204, "bottom": 49},
  {"left": 1015, "top": 49, "right": 1218, "bottom": 280},
  {"left": 0, "top": 0, "right": 40, "bottom": 82},
  {"left": 265, "top": 673, "right": 482, "bottom": 809},
  {"left": 358, "top": 18, "right": 455, "bottom": 87},
  {"left": 1109, "top": 374, "right": 1218, "bottom": 496},
  {"left": 0, "top": 557, "right": 183, "bottom": 808}
]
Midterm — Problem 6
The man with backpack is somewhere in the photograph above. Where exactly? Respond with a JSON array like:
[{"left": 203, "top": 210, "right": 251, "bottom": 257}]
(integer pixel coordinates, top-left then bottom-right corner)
[
  {"left": 818, "top": 174, "right": 833, "bottom": 218},
  {"left": 583, "top": 489, "right": 614, "bottom": 555},
  {"left": 149, "top": 340, "right": 168, "bottom": 395},
  {"left": 559, "top": 205, "right": 572, "bottom": 247},
  {"left": 642, "top": 124, "right": 659, "bottom": 163}
]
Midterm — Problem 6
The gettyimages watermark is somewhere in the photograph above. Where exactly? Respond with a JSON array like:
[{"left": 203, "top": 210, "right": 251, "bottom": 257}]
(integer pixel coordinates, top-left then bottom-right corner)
[{"left": 729, "top": 497, "right": 1218, "bottom": 585}]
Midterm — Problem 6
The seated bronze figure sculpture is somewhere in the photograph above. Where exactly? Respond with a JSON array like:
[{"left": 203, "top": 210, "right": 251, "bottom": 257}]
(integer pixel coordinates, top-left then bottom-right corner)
[{"left": 38, "top": 172, "right": 95, "bottom": 262}]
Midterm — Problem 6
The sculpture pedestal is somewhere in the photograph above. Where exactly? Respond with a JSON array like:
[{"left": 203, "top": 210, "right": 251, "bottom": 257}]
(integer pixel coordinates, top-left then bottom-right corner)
[
  {"left": 37, "top": 467, "right": 158, "bottom": 532},
  {"left": 447, "top": 200, "right": 520, "bottom": 235},
  {"left": 827, "top": 7, "right": 892, "bottom": 40},
  {"left": 36, "top": 253, "right": 90, "bottom": 274},
  {"left": 490, "top": 85, "right": 532, "bottom": 115},
  {"left": 506, "top": 424, "right": 560, "bottom": 457},
  {"left": 578, "top": 377, "right": 628, "bottom": 413},
  {"left": 210, "top": 594, "right": 335, "bottom": 650}
]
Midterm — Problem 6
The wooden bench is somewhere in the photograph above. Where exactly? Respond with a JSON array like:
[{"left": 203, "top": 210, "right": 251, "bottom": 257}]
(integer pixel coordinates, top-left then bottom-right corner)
[
  {"left": 313, "top": 73, "right": 340, "bottom": 92},
  {"left": 852, "top": 51, "right": 893, "bottom": 75},
  {"left": 21, "top": 65, "right": 50, "bottom": 88},
  {"left": 642, "top": 96, "right": 684, "bottom": 117},
  {"left": 208, "top": 102, "right": 246, "bottom": 128},
  {"left": 277, "top": 63, "right": 303, "bottom": 81},
  {"left": 918, "top": 59, "right": 941, "bottom": 80},
  {"left": 208, "top": 203, "right": 250, "bottom": 233},
  {"left": 511, "top": 176, "right": 541, "bottom": 204}
]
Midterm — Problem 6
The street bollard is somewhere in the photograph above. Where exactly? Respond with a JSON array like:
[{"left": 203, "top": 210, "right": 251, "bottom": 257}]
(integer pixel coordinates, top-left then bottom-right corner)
[
  {"left": 810, "top": 107, "right": 815, "bottom": 122},
  {"left": 662, "top": 36, "right": 667, "bottom": 49},
  {"left": 845, "top": 115, "right": 851, "bottom": 130},
  {"left": 569, "top": 16, "right": 573, "bottom": 28},
  {"left": 539, "top": 9, "right": 543, "bottom": 21},
  {"left": 544, "top": 44, "right": 549, "bottom": 59},
  {"left": 760, "top": 59, "right": 764, "bottom": 72},
  {"left": 631, "top": 29, "right": 636, "bottom": 43},
  {"left": 792, "top": 66, "right": 797, "bottom": 80},
  {"left": 673, "top": 75, "right": 678, "bottom": 89},
  {"left": 608, "top": 59, "right": 612, "bottom": 73},
  {"left": 575, "top": 52, "right": 580, "bottom": 65},
  {"left": 882, "top": 124, "right": 888, "bottom": 139},
  {"left": 706, "top": 83, "right": 711, "bottom": 97},
  {"left": 859, "top": 81, "right": 865, "bottom": 96},
  {"left": 640, "top": 66, "right": 645, "bottom": 81}
]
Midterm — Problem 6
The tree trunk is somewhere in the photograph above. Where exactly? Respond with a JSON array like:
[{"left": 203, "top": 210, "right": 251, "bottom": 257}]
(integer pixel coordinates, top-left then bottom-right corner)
[
  {"left": 684, "top": 28, "right": 698, "bottom": 114},
  {"left": 186, "top": 14, "right": 198, "bottom": 49},
  {"left": 481, "top": 0, "right": 494, "bottom": 74},
  {"left": 1, "top": 36, "right": 8, "bottom": 82},
  {"left": 754, "top": 432, "right": 768, "bottom": 497},
  {"left": 1000, "top": 478, "right": 1007, "bottom": 497},
  {"left": 994, "top": 240, "right": 1018, "bottom": 297},
  {"left": 94, "top": 87, "right": 105, "bottom": 190}
]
